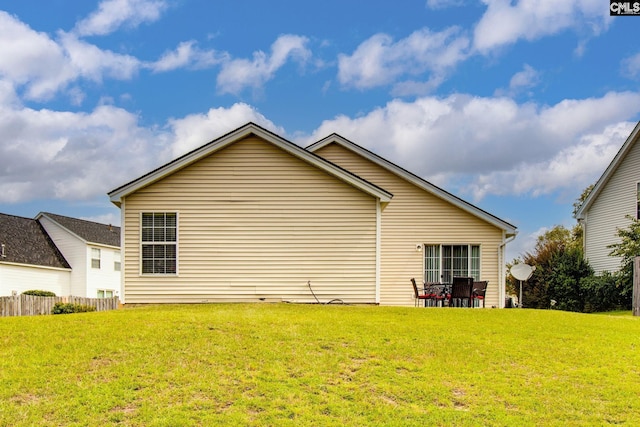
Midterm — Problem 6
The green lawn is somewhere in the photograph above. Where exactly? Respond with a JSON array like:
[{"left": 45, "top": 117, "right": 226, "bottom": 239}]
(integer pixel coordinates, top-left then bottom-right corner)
[{"left": 1, "top": 304, "right": 639, "bottom": 426}]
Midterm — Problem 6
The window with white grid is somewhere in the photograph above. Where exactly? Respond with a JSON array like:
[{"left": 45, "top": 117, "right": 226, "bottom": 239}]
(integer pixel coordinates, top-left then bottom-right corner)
[
  {"left": 424, "top": 244, "right": 480, "bottom": 283},
  {"left": 141, "top": 212, "right": 177, "bottom": 274}
]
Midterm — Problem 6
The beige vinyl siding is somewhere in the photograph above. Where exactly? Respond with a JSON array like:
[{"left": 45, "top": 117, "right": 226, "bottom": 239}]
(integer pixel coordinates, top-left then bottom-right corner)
[
  {"left": 584, "top": 139, "right": 640, "bottom": 274},
  {"left": 314, "top": 143, "right": 505, "bottom": 307},
  {"left": 122, "top": 136, "right": 378, "bottom": 303}
]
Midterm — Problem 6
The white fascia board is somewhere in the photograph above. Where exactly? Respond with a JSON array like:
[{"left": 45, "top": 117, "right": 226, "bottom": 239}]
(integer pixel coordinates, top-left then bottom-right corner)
[
  {"left": 575, "top": 121, "right": 640, "bottom": 219},
  {"left": 108, "top": 123, "right": 392, "bottom": 205},
  {"left": 0, "top": 260, "right": 72, "bottom": 272},
  {"left": 307, "top": 135, "right": 517, "bottom": 236}
]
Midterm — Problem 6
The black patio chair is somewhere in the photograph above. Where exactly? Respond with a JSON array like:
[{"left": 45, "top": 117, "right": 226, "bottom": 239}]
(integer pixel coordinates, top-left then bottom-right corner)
[
  {"left": 450, "top": 277, "right": 473, "bottom": 307},
  {"left": 472, "top": 281, "right": 488, "bottom": 308}
]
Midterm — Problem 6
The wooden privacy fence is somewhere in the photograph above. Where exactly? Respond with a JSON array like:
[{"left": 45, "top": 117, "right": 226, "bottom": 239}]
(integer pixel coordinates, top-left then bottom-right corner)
[{"left": 0, "top": 295, "right": 120, "bottom": 317}]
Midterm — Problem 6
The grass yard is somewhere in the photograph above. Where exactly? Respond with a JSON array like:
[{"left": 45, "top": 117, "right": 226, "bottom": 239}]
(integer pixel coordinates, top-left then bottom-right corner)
[{"left": 1, "top": 304, "right": 639, "bottom": 426}]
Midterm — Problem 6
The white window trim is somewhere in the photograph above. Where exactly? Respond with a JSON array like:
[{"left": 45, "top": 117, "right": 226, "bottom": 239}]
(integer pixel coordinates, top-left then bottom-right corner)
[
  {"left": 423, "top": 243, "right": 482, "bottom": 283},
  {"left": 97, "top": 289, "right": 115, "bottom": 298},
  {"left": 139, "top": 211, "right": 179, "bottom": 276},
  {"left": 91, "top": 247, "right": 101, "bottom": 269},
  {"left": 114, "top": 251, "right": 121, "bottom": 272}
]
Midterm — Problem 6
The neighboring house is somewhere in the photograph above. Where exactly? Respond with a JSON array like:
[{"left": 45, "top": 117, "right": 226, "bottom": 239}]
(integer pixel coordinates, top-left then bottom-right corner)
[
  {"left": 576, "top": 121, "right": 640, "bottom": 274},
  {"left": 36, "top": 213, "right": 121, "bottom": 299},
  {"left": 0, "top": 213, "right": 71, "bottom": 296},
  {"left": 108, "top": 123, "right": 517, "bottom": 307},
  {"left": 0, "top": 212, "right": 121, "bottom": 298}
]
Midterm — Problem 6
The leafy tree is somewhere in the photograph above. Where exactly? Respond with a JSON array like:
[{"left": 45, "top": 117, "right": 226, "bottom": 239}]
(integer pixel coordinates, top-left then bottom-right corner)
[
  {"left": 520, "top": 225, "right": 578, "bottom": 308},
  {"left": 570, "top": 183, "right": 593, "bottom": 255},
  {"left": 515, "top": 225, "right": 593, "bottom": 310},
  {"left": 546, "top": 246, "right": 593, "bottom": 312},
  {"left": 580, "top": 272, "right": 621, "bottom": 313},
  {"left": 606, "top": 215, "right": 640, "bottom": 309},
  {"left": 572, "top": 184, "right": 594, "bottom": 218},
  {"left": 506, "top": 184, "right": 631, "bottom": 312}
]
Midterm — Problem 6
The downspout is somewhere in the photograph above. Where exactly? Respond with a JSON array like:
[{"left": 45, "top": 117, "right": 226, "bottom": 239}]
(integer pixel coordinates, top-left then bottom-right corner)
[
  {"left": 375, "top": 199, "right": 381, "bottom": 304},
  {"left": 499, "top": 233, "right": 517, "bottom": 308}
]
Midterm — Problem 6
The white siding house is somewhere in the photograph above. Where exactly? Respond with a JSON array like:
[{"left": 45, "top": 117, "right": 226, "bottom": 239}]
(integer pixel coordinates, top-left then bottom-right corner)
[
  {"left": 0, "top": 263, "right": 71, "bottom": 296},
  {"left": 0, "top": 213, "right": 71, "bottom": 296},
  {"left": 576, "top": 121, "right": 640, "bottom": 274},
  {"left": 36, "top": 213, "right": 121, "bottom": 299}
]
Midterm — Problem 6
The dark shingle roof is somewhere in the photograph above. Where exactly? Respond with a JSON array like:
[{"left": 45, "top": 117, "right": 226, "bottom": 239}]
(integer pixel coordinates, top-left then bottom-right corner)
[
  {"left": 39, "top": 212, "right": 120, "bottom": 247},
  {"left": 0, "top": 213, "right": 71, "bottom": 269}
]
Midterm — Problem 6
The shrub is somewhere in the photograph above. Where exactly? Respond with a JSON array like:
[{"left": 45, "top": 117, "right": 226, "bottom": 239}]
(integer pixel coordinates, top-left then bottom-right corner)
[
  {"left": 22, "top": 290, "right": 56, "bottom": 297},
  {"left": 52, "top": 302, "right": 96, "bottom": 315}
]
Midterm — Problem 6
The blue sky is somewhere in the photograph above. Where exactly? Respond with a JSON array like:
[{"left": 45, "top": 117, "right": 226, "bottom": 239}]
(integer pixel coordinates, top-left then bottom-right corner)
[{"left": 0, "top": 0, "right": 639, "bottom": 261}]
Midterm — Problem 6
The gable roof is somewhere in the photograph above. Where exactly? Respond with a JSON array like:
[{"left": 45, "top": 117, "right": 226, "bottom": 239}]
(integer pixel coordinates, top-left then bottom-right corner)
[
  {"left": 575, "top": 121, "right": 640, "bottom": 220},
  {"left": 0, "top": 213, "right": 71, "bottom": 269},
  {"left": 307, "top": 134, "right": 517, "bottom": 236},
  {"left": 36, "top": 212, "right": 121, "bottom": 248},
  {"left": 108, "top": 122, "right": 393, "bottom": 205}
]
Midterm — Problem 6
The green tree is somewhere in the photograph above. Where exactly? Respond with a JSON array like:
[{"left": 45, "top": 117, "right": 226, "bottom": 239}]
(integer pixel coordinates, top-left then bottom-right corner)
[
  {"left": 546, "top": 246, "right": 593, "bottom": 312},
  {"left": 507, "top": 184, "right": 631, "bottom": 312},
  {"left": 572, "top": 184, "right": 594, "bottom": 218},
  {"left": 572, "top": 183, "right": 593, "bottom": 253},
  {"left": 606, "top": 215, "right": 640, "bottom": 308},
  {"left": 520, "top": 225, "right": 574, "bottom": 308},
  {"left": 516, "top": 225, "right": 593, "bottom": 310}
]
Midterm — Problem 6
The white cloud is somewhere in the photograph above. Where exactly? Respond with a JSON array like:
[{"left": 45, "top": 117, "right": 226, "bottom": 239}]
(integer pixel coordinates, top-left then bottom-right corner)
[
  {"left": 337, "top": 27, "right": 469, "bottom": 92},
  {"left": 466, "top": 121, "right": 634, "bottom": 201},
  {"left": 167, "top": 103, "right": 284, "bottom": 157},
  {"left": 148, "top": 41, "right": 227, "bottom": 72},
  {"left": 621, "top": 52, "right": 640, "bottom": 79},
  {"left": 58, "top": 31, "right": 140, "bottom": 82},
  {"left": 216, "top": 35, "right": 311, "bottom": 95},
  {"left": 474, "top": 0, "right": 611, "bottom": 52},
  {"left": 426, "top": 0, "right": 464, "bottom": 9},
  {"left": 0, "top": 11, "right": 75, "bottom": 100},
  {"left": 0, "top": 79, "right": 20, "bottom": 107},
  {"left": 74, "top": 0, "right": 168, "bottom": 37},
  {"left": 509, "top": 64, "right": 540, "bottom": 93},
  {"left": 0, "top": 12, "right": 141, "bottom": 101},
  {"left": 0, "top": 103, "right": 167, "bottom": 203},
  {"left": 302, "top": 92, "right": 640, "bottom": 200},
  {"left": 495, "top": 64, "right": 541, "bottom": 97}
]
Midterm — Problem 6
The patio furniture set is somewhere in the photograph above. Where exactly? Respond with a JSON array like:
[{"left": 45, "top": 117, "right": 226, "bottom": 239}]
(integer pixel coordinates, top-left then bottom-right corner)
[{"left": 411, "top": 277, "right": 488, "bottom": 308}]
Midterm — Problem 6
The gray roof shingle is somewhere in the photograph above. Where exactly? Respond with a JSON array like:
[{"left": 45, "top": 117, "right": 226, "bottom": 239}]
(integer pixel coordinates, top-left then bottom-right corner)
[
  {"left": 0, "top": 213, "right": 71, "bottom": 269},
  {"left": 39, "top": 212, "right": 120, "bottom": 247}
]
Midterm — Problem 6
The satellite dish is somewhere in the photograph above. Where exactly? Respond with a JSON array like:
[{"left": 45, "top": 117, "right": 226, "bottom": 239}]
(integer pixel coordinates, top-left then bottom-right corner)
[{"left": 510, "top": 263, "right": 535, "bottom": 281}]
